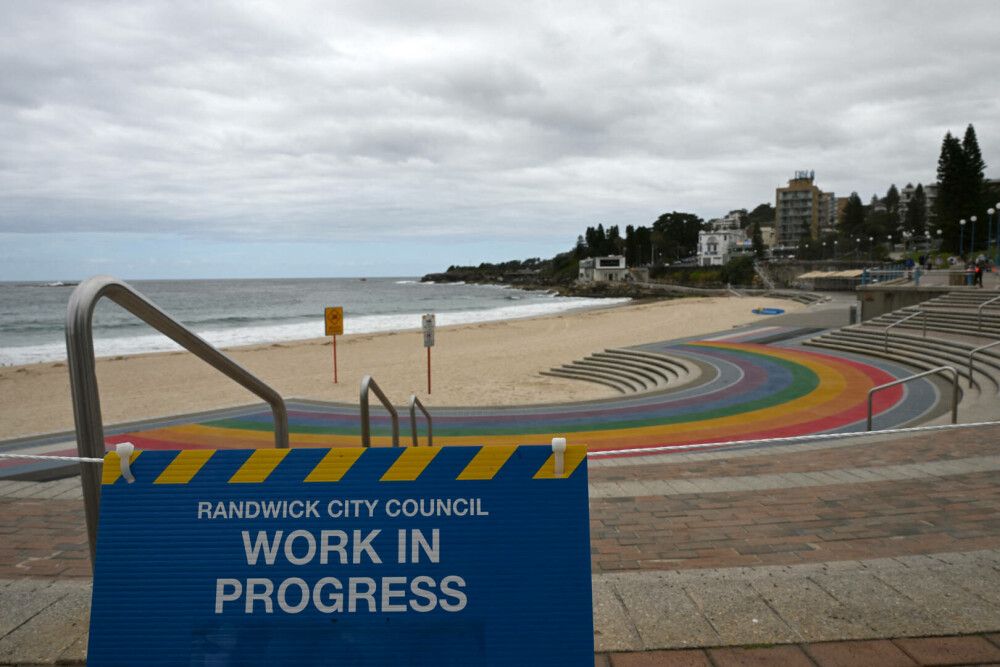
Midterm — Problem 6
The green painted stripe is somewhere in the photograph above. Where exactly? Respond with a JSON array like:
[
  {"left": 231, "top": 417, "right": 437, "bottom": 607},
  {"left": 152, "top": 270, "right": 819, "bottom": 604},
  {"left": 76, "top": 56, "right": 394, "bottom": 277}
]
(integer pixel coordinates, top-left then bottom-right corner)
[
  {"left": 200, "top": 349, "right": 820, "bottom": 438},
  {"left": 202, "top": 419, "right": 360, "bottom": 435}
]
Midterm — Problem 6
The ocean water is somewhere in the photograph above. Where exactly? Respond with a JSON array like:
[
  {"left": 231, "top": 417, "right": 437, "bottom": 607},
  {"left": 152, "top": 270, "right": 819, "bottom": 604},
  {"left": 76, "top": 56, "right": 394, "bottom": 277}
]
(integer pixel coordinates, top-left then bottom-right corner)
[{"left": 0, "top": 278, "right": 628, "bottom": 366}]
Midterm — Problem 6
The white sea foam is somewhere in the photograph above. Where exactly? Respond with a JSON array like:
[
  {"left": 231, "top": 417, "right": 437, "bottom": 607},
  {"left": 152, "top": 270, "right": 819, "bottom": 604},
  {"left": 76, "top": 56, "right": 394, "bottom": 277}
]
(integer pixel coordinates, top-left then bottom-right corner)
[{"left": 1, "top": 295, "right": 629, "bottom": 366}]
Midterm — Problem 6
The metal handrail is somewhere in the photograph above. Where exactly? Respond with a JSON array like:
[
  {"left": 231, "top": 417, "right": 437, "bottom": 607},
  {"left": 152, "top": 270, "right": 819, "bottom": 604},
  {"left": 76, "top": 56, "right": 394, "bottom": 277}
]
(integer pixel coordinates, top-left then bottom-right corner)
[
  {"left": 969, "top": 340, "right": 1000, "bottom": 389},
  {"left": 867, "top": 366, "right": 958, "bottom": 431},
  {"left": 360, "top": 375, "right": 399, "bottom": 447},
  {"left": 977, "top": 294, "right": 1000, "bottom": 332},
  {"left": 884, "top": 310, "right": 927, "bottom": 352},
  {"left": 409, "top": 395, "right": 433, "bottom": 447},
  {"left": 66, "top": 275, "right": 289, "bottom": 567}
]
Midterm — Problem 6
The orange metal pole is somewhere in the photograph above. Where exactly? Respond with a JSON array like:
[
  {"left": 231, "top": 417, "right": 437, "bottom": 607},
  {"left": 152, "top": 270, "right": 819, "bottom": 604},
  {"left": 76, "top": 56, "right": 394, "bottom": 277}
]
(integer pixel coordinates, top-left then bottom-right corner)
[
  {"left": 427, "top": 347, "right": 431, "bottom": 394},
  {"left": 333, "top": 335, "right": 338, "bottom": 384}
]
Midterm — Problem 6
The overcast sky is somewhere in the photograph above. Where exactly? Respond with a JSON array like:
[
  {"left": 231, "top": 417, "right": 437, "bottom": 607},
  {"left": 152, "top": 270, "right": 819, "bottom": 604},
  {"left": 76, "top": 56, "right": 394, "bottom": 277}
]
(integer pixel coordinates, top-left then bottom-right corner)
[{"left": 2, "top": 0, "right": 998, "bottom": 280}]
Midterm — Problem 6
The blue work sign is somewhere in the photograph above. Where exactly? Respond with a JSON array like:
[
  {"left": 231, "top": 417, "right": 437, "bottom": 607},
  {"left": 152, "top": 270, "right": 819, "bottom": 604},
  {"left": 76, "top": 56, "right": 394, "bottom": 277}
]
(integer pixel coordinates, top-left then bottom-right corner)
[{"left": 88, "top": 445, "right": 593, "bottom": 666}]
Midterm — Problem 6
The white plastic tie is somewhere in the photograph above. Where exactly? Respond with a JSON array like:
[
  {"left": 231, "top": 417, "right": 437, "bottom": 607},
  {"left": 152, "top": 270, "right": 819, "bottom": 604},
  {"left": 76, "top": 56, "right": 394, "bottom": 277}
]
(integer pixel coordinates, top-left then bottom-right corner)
[
  {"left": 116, "top": 443, "right": 135, "bottom": 484},
  {"left": 551, "top": 437, "right": 567, "bottom": 478}
]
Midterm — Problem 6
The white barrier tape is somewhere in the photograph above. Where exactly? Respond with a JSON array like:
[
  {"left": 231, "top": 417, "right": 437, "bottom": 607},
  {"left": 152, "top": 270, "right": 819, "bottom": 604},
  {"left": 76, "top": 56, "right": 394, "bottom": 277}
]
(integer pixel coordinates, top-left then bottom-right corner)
[
  {"left": 0, "top": 453, "right": 104, "bottom": 463},
  {"left": 1, "top": 422, "right": 998, "bottom": 466},
  {"left": 586, "top": 420, "right": 1000, "bottom": 458}
]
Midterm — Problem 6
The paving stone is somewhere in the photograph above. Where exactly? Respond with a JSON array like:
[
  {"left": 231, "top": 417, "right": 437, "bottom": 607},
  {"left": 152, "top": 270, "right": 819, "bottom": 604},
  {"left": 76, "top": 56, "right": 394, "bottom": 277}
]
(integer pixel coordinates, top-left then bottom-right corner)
[
  {"left": 893, "top": 635, "right": 1000, "bottom": 665},
  {"left": 805, "top": 568, "right": 944, "bottom": 637},
  {"left": 681, "top": 574, "right": 799, "bottom": 646},
  {"left": 609, "top": 650, "right": 712, "bottom": 666},
  {"left": 707, "top": 645, "right": 815, "bottom": 667},
  {"left": 0, "top": 580, "right": 91, "bottom": 665},
  {"left": 898, "top": 552, "right": 1000, "bottom": 612},
  {"left": 606, "top": 572, "right": 721, "bottom": 650},
  {"left": 802, "top": 639, "right": 918, "bottom": 666},
  {"left": 742, "top": 568, "right": 876, "bottom": 642},
  {"left": 0, "top": 579, "right": 61, "bottom": 637},
  {"left": 866, "top": 557, "right": 1000, "bottom": 633},
  {"left": 592, "top": 576, "right": 644, "bottom": 652}
]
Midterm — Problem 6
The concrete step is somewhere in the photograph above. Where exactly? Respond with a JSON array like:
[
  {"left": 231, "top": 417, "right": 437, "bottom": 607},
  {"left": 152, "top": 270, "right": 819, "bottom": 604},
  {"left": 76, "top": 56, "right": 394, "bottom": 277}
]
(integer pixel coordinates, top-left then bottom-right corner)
[
  {"left": 543, "top": 348, "right": 696, "bottom": 395},
  {"left": 815, "top": 331, "right": 1000, "bottom": 396}
]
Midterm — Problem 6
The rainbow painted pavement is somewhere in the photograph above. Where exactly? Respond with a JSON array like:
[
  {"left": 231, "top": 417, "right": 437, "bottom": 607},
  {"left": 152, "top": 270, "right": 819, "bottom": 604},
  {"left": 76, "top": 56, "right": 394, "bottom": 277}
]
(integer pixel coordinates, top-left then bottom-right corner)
[{"left": 96, "top": 326, "right": 935, "bottom": 459}]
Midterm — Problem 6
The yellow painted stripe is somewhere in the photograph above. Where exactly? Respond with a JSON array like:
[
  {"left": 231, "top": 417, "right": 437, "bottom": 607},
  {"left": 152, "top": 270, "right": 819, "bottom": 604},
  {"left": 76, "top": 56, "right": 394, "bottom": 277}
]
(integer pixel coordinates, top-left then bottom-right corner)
[
  {"left": 228, "top": 449, "right": 290, "bottom": 483},
  {"left": 534, "top": 444, "right": 588, "bottom": 479},
  {"left": 304, "top": 448, "right": 365, "bottom": 482},
  {"left": 134, "top": 343, "right": 882, "bottom": 453},
  {"left": 101, "top": 450, "right": 141, "bottom": 485},
  {"left": 154, "top": 450, "right": 215, "bottom": 484},
  {"left": 457, "top": 445, "right": 517, "bottom": 480},
  {"left": 381, "top": 447, "right": 441, "bottom": 481}
]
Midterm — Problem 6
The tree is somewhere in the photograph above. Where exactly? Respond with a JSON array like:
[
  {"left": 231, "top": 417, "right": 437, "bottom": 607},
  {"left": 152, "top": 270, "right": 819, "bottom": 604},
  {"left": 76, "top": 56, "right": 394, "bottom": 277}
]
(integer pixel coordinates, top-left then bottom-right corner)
[
  {"left": 865, "top": 204, "right": 890, "bottom": 240},
  {"left": 747, "top": 203, "right": 775, "bottom": 227},
  {"left": 606, "top": 225, "right": 622, "bottom": 255},
  {"left": 962, "top": 124, "right": 988, "bottom": 249},
  {"left": 933, "top": 126, "right": 989, "bottom": 253},
  {"left": 885, "top": 184, "right": 900, "bottom": 231},
  {"left": 839, "top": 192, "right": 866, "bottom": 239},
  {"left": 903, "top": 184, "right": 927, "bottom": 236},
  {"left": 626, "top": 225, "right": 652, "bottom": 266},
  {"left": 652, "top": 211, "right": 704, "bottom": 260},
  {"left": 934, "top": 132, "right": 965, "bottom": 225},
  {"left": 623, "top": 225, "right": 636, "bottom": 265}
]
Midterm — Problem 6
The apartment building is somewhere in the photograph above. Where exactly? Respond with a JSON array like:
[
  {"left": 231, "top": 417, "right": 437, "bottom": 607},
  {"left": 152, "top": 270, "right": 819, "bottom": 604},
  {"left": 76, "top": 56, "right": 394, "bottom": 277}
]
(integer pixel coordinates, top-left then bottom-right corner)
[{"left": 775, "top": 171, "right": 835, "bottom": 250}]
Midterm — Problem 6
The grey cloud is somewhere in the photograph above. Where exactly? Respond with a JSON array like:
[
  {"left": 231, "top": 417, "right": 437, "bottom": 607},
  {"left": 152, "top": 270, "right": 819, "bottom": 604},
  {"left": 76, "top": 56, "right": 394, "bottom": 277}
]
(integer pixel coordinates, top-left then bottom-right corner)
[{"left": 1, "top": 0, "right": 998, "bottom": 250}]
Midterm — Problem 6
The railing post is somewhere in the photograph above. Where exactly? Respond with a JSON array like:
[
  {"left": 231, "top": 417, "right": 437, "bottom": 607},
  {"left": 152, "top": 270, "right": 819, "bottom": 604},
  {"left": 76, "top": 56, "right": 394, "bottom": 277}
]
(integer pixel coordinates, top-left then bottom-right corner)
[
  {"left": 969, "top": 340, "right": 1000, "bottom": 389},
  {"left": 360, "top": 375, "right": 399, "bottom": 447},
  {"left": 409, "top": 395, "right": 434, "bottom": 447},
  {"left": 977, "top": 294, "right": 1000, "bottom": 332}
]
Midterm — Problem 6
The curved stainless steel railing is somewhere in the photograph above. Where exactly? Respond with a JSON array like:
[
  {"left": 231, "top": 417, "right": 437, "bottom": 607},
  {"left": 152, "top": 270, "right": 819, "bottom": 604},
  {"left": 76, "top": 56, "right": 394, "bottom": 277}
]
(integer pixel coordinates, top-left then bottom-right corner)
[
  {"left": 359, "top": 375, "right": 399, "bottom": 447},
  {"left": 883, "top": 310, "right": 927, "bottom": 352},
  {"left": 66, "top": 275, "right": 289, "bottom": 566},
  {"left": 866, "top": 366, "right": 958, "bottom": 431},
  {"left": 977, "top": 294, "right": 1000, "bottom": 332},
  {"left": 409, "top": 395, "right": 433, "bottom": 447}
]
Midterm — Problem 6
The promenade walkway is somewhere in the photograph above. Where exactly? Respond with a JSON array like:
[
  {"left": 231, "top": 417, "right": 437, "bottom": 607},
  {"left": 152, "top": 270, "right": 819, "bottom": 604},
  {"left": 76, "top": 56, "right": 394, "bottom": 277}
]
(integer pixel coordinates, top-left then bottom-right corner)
[
  {"left": 3, "top": 421, "right": 1000, "bottom": 665},
  {"left": 3, "top": 294, "right": 1000, "bottom": 664}
]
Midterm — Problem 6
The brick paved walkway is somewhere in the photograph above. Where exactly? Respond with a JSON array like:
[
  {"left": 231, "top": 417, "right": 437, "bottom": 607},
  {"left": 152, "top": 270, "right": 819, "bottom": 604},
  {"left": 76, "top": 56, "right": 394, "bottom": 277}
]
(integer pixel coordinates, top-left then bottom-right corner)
[
  {"left": 589, "top": 429, "right": 1000, "bottom": 572},
  {"left": 3, "top": 423, "right": 1000, "bottom": 665}
]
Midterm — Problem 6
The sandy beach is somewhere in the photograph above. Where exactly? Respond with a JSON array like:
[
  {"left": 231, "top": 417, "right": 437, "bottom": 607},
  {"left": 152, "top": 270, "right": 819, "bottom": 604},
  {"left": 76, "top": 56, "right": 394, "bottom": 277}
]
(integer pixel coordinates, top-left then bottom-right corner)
[{"left": 0, "top": 296, "right": 803, "bottom": 440}]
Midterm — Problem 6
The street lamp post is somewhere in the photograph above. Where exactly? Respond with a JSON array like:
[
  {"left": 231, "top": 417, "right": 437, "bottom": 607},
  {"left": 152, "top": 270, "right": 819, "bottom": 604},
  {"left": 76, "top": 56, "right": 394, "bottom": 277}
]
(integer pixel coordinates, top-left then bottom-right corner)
[
  {"left": 855, "top": 237, "right": 860, "bottom": 261},
  {"left": 959, "top": 219, "right": 966, "bottom": 259},
  {"left": 986, "top": 208, "right": 1000, "bottom": 270},
  {"left": 833, "top": 239, "right": 838, "bottom": 259},
  {"left": 971, "top": 215, "right": 978, "bottom": 258},
  {"left": 868, "top": 236, "right": 873, "bottom": 263},
  {"left": 995, "top": 202, "right": 1000, "bottom": 267}
]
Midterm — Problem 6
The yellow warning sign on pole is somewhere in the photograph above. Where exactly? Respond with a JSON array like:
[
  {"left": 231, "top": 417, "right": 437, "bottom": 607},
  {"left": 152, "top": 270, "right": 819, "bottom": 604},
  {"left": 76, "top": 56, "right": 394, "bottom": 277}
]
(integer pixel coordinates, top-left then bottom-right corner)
[{"left": 324, "top": 307, "right": 343, "bottom": 336}]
